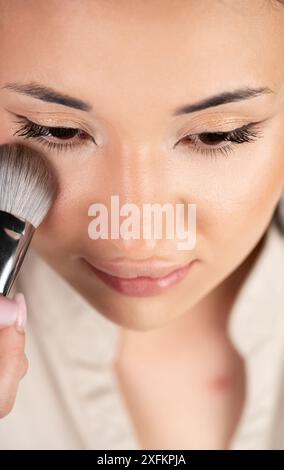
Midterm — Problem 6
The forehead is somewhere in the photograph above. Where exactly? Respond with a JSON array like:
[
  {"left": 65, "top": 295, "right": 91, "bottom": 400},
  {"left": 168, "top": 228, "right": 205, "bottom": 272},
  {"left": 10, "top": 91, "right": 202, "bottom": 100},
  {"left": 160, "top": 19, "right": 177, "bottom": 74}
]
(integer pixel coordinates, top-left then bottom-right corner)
[{"left": 0, "top": 0, "right": 283, "bottom": 115}]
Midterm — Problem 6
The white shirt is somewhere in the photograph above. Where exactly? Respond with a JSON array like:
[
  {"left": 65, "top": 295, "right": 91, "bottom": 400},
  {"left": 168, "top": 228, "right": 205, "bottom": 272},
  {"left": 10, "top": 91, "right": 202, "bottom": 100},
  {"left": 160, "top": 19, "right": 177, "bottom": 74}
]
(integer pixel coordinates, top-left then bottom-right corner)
[{"left": 0, "top": 220, "right": 283, "bottom": 450}]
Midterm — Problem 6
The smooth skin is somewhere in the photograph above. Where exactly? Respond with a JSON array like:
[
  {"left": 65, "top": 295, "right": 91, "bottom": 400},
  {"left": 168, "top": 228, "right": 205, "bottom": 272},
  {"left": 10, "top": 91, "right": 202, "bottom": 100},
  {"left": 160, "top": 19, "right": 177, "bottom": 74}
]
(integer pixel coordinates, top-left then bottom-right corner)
[{"left": 0, "top": 0, "right": 284, "bottom": 448}]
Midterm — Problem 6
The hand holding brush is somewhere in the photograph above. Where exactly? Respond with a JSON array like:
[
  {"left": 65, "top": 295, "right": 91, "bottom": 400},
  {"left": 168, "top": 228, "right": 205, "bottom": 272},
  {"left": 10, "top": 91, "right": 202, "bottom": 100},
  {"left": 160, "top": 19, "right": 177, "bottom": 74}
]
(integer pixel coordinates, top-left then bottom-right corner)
[{"left": 0, "top": 143, "right": 57, "bottom": 418}]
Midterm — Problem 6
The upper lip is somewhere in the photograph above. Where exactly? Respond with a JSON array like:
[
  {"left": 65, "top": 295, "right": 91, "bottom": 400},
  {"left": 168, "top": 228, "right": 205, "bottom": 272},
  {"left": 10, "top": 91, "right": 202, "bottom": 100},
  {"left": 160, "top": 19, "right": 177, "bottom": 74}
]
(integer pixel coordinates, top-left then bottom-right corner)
[{"left": 85, "top": 258, "right": 194, "bottom": 279}]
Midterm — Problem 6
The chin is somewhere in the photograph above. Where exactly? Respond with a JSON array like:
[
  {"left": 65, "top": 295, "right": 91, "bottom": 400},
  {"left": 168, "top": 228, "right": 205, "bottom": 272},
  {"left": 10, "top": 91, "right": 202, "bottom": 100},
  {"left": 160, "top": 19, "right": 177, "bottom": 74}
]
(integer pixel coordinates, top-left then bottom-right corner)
[{"left": 85, "top": 290, "right": 179, "bottom": 332}]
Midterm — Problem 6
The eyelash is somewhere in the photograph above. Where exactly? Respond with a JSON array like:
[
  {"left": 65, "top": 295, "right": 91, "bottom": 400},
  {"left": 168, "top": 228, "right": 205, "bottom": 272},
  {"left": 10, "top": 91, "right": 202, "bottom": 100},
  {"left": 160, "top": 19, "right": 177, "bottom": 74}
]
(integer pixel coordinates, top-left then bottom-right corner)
[
  {"left": 12, "top": 116, "right": 263, "bottom": 157},
  {"left": 13, "top": 116, "right": 93, "bottom": 152},
  {"left": 179, "top": 122, "right": 263, "bottom": 158}
]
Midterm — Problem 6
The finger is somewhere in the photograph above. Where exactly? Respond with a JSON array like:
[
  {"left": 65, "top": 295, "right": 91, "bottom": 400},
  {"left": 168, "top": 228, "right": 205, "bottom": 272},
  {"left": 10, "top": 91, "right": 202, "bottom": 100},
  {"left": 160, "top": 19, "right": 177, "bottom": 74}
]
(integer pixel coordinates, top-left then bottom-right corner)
[
  {"left": 0, "top": 293, "right": 28, "bottom": 418},
  {"left": 0, "top": 326, "right": 29, "bottom": 418}
]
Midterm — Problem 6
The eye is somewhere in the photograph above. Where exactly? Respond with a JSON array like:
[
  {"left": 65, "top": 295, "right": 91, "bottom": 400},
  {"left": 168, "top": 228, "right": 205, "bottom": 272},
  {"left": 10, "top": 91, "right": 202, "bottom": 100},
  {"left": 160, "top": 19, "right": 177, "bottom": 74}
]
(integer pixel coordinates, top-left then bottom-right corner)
[
  {"left": 12, "top": 116, "right": 95, "bottom": 152},
  {"left": 179, "top": 122, "right": 263, "bottom": 158}
]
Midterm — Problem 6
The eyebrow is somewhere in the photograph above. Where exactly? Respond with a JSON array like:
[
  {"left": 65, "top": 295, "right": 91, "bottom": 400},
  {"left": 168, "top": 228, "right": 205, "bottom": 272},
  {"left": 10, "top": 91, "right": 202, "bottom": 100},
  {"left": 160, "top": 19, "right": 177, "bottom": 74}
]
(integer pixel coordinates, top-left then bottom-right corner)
[
  {"left": 2, "top": 81, "right": 92, "bottom": 112},
  {"left": 173, "top": 87, "right": 273, "bottom": 115},
  {"left": 2, "top": 82, "right": 273, "bottom": 115}
]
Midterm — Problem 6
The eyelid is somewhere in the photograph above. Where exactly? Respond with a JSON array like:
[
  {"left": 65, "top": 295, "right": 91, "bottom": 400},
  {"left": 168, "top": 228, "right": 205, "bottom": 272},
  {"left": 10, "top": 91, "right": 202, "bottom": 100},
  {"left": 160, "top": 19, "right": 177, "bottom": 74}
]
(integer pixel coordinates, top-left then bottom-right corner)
[
  {"left": 9, "top": 111, "right": 95, "bottom": 137},
  {"left": 175, "top": 114, "right": 270, "bottom": 139},
  {"left": 11, "top": 115, "right": 97, "bottom": 155}
]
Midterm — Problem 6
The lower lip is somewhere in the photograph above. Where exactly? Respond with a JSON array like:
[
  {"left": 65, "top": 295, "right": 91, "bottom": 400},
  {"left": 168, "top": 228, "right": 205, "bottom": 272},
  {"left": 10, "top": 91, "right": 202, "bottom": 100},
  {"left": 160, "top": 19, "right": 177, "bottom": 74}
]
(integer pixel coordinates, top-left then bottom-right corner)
[{"left": 85, "top": 260, "right": 197, "bottom": 297}]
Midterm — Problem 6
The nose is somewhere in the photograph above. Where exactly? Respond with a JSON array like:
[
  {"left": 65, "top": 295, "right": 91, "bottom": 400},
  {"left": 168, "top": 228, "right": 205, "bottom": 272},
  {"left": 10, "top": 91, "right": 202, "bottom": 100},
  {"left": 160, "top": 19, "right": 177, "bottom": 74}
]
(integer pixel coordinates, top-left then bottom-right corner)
[
  {"left": 109, "top": 221, "right": 180, "bottom": 260},
  {"left": 95, "top": 139, "right": 181, "bottom": 257},
  {"left": 111, "top": 236, "right": 161, "bottom": 259},
  {"left": 109, "top": 139, "right": 163, "bottom": 202}
]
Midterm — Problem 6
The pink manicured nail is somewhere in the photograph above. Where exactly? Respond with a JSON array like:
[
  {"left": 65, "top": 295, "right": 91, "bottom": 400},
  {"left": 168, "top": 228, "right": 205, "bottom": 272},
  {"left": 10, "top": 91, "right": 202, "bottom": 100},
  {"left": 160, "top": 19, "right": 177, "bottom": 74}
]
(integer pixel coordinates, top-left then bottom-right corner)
[
  {"left": 0, "top": 294, "right": 19, "bottom": 329},
  {"left": 14, "top": 293, "right": 27, "bottom": 333}
]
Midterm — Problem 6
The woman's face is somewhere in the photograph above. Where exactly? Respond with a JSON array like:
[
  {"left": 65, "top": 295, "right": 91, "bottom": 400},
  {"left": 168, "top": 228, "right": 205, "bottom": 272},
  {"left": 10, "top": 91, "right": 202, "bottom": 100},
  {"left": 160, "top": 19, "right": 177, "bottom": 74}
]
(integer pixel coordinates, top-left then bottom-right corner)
[{"left": 0, "top": 0, "right": 284, "bottom": 331}]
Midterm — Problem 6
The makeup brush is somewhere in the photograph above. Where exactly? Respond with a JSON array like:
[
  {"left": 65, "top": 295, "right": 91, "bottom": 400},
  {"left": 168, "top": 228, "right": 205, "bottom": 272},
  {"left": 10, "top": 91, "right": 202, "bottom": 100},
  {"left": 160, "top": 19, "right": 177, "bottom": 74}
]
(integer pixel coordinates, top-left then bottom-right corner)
[{"left": 0, "top": 143, "right": 57, "bottom": 296}]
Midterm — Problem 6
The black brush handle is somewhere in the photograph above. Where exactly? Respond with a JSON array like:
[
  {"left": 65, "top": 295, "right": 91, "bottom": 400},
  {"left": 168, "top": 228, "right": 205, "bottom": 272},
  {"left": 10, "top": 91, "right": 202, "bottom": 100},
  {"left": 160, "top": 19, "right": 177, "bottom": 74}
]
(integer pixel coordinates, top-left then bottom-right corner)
[{"left": 0, "top": 210, "right": 35, "bottom": 296}]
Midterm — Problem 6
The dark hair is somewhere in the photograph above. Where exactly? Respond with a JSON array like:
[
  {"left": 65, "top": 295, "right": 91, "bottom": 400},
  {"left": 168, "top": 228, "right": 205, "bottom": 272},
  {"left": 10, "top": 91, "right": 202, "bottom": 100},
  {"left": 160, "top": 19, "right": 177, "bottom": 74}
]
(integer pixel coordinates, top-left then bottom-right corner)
[
  {"left": 274, "top": 0, "right": 284, "bottom": 234},
  {"left": 275, "top": 198, "right": 284, "bottom": 235}
]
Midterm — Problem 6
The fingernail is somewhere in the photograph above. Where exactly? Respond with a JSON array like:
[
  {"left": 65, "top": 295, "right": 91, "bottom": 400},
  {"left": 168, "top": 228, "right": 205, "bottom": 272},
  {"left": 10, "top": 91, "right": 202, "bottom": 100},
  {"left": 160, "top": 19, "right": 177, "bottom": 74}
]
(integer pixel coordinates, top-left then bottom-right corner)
[
  {"left": 0, "top": 294, "right": 18, "bottom": 328},
  {"left": 14, "top": 293, "right": 27, "bottom": 333}
]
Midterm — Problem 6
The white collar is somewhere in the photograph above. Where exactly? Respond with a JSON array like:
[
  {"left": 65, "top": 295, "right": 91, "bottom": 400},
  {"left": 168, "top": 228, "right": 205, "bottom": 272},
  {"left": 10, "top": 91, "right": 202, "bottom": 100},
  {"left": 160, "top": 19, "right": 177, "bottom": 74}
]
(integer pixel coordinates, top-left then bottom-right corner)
[{"left": 227, "top": 221, "right": 284, "bottom": 449}]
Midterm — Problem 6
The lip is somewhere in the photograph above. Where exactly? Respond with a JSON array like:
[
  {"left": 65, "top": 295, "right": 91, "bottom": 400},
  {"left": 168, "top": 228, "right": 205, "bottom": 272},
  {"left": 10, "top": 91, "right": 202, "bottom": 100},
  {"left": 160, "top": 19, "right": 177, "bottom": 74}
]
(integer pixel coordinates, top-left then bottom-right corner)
[
  {"left": 86, "top": 259, "right": 194, "bottom": 278},
  {"left": 83, "top": 258, "right": 197, "bottom": 297}
]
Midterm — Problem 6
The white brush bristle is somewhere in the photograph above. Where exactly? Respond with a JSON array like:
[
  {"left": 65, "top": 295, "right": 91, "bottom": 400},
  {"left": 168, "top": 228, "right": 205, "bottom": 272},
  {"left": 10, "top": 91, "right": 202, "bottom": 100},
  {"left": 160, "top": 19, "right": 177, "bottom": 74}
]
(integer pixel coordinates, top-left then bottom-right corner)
[{"left": 0, "top": 143, "right": 58, "bottom": 228}]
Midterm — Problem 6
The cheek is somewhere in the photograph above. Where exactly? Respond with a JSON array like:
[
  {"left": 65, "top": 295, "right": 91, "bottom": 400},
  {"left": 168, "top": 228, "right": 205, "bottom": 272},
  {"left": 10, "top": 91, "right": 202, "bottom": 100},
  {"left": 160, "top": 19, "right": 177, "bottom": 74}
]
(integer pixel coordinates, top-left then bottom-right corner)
[
  {"left": 193, "top": 124, "right": 284, "bottom": 265},
  {"left": 33, "top": 168, "right": 93, "bottom": 256},
  {"left": 33, "top": 193, "right": 88, "bottom": 257}
]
